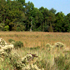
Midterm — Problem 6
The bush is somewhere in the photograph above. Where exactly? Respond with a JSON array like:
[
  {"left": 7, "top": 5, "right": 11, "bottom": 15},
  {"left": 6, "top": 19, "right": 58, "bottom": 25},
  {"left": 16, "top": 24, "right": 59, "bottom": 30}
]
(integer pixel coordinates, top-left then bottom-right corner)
[
  {"left": 4, "top": 25, "right": 9, "bottom": 31},
  {"left": 9, "top": 52, "right": 23, "bottom": 70},
  {"left": 14, "top": 41, "right": 24, "bottom": 49},
  {"left": 45, "top": 43, "right": 54, "bottom": 51},
  {"left": 54, "top": 42, "right": 65, "bottom": 48},
  {"left": 46, "top": 43, "right": 52, "bottom": 48},
  {"left": 0, "top": 39, "right": 5, "bottom": 47},
  {"left": 8, "top": 39, "right": 15, "bottom": 43},
  {"left": 13, "top": 22, "right": 25, "bottom": 31}
]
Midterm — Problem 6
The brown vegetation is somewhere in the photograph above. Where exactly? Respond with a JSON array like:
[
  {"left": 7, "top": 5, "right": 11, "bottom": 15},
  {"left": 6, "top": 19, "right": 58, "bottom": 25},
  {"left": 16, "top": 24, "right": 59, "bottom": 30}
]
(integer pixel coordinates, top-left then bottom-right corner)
[{"left": 0, "top": 31, "right": 70, "bottom": 48}]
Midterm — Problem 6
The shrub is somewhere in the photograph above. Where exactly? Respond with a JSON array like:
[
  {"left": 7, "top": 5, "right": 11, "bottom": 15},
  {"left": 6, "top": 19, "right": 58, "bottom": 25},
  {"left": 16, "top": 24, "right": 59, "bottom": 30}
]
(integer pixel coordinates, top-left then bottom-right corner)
[
  {"left": 2, "top": 45, "right": 14, "bottom": 53},
  {"left": 46, "top": 43, "right": 52, "bottom": 48},
  {"left": 9, "top": 52, "right": 23, "bottom": 70},
  {"left": 54, "top": 42, "right": 65, "bottom": 48},
  {"left": 45, "top": 43, "right": 54, "bottom": 51},
  {"left": 0, "top": 39, "right": 5, "bottom": 47},
  {"left": 21, "top": 54, "right": 33, "bottom": 64},
  {"left": 13, "top": 22, "right": 25, "bottom": 31},
  {"left": 14, "top": 41, "right": 23, "bottom": 49},
  {"left": 4, "top": 25, "right": 9, "bottom": 31},
  {"left": 8, "top": 39, "right": 15, "bottom": 43}
]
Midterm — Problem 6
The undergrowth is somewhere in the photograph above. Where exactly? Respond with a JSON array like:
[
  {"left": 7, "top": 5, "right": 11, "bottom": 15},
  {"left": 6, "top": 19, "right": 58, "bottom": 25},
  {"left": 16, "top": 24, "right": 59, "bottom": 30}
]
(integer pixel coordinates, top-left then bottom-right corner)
[{"left": 0, "top": 39, "right": 70, "bottom": 70}]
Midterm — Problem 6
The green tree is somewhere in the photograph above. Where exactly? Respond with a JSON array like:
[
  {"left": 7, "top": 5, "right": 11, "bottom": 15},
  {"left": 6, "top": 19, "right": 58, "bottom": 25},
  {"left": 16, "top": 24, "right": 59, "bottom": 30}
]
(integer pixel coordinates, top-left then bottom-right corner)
[
  {"left": 39, "top": 7, "right": 50, "bottom": 31},
  {"left": 39, "top": 7, "right": 55, "bottom": 32},
  {"left": 32, "top": 8, "right": 43, "bottom": 31},
  {"left": 7, "top": 1, "right": 25, "bottom": 30},
  {"left": 13, "top": 22, "right": 25, "bottom": 31},
  {"left": 49, "top": 8, "right": 56, "bottom": 14},
  {"left": 18, "top": 0, "right": 25, "bottom": 5},
  {"left": 0, "top": 0, "right": 26, "bottom": 31},
  {"left": 25, "top": 1, "right": 34, "bottom": 31},
  {"left": 54, "top": 12, "right": 65, "bottom": 32},
  {"left": 64, "top": 13, "right": 70, "bottom": 32},
  {"left": 0, "top": 0, "right": 7, "bottom": 23},
  {"left": 0, "top": 0, "right": 69, "bottom": 32}
]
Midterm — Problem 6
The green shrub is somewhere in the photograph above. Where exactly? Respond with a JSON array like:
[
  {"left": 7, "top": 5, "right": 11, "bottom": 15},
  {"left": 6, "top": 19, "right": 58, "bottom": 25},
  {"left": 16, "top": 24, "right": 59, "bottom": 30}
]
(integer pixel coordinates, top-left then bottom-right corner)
[
  {"left": 4, "top": 25, "right": 9, "bottom": 31},
  {"left": 46, "top": 43, "right": 52, "bottom": 48},
  {"left": 8, "top": 39, "right": 15, "bottom": 43},
  {"left": 45, "top": 43, "right": 53, "bottom": 51},
  {"left": 14, "top": 41, "right": 24, "bottom": 49}
]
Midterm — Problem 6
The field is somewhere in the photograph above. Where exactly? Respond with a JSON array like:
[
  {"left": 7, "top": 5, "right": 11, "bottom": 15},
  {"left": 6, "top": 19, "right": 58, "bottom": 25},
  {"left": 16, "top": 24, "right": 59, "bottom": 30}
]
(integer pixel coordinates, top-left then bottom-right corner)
[
  {"left": 0, "top": 32, "right": 70, "bottom": 70},
  {"left": 0, "top": 31, "right": 70, "bottom": 48}
]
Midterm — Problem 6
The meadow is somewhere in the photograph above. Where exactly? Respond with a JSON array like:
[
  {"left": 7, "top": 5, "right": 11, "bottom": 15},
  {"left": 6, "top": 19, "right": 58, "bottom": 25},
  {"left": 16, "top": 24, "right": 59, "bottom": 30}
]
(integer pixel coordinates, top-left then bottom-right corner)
[
  {"left": 0, "top": 31, "right": 70, "bottom": 48},
  {"left": 0, "top": 32, "right": 70, "bottom": 70}
]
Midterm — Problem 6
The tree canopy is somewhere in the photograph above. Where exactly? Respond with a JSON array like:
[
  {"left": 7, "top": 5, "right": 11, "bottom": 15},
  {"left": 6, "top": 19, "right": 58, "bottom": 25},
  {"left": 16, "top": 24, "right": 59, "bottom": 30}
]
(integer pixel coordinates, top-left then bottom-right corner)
[{"left": 0, "top": 0, "right": 70, "bottom": 32}]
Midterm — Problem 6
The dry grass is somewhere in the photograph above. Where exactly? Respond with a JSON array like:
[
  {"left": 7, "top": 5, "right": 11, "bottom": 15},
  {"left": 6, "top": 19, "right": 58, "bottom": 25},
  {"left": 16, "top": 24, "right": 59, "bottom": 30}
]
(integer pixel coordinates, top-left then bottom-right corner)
[
  {"left": 0, "top": 31, "right": 70, "bottom": 70},
  {"left": 0, "top": 31, "right": 70, "bottom": 48}
]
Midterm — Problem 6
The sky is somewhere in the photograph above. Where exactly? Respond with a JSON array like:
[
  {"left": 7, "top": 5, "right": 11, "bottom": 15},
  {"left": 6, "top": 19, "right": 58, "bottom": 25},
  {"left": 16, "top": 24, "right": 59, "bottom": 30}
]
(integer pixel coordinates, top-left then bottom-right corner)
[{"left": 25, "top": 0, "right": 70, "bottom": 15}]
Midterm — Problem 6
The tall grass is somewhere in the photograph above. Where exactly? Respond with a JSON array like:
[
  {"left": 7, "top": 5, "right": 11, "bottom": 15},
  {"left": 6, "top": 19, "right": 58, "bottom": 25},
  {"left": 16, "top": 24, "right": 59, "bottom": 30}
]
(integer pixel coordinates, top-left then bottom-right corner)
[
  {"left": 0, "top": 32, "right": 70, "bottom": 70},
  {"left": 0, "top": 45, "right": 70, "bottom": 70}
]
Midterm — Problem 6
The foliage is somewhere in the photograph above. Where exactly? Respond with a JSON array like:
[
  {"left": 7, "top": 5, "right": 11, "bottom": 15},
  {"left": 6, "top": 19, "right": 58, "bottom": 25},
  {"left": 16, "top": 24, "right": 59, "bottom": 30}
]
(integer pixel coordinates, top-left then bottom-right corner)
[
  {"left": 48, "top": 23, "right": 53, "bottom": 32},
  {"left": 14, "top": 41, "right": 24, "bottom": 49},
  {"left": 54, "top": 42, "right": 65, "bottom": 48},
  {"left": 55, "top": 53, "right": 70, "bottom": 70},
  {"left": 46, "top": 43, "right": 52, "bottom": 48},
  {"left": 0, "top": 23, "right": 5, "bottom": 31},
  {"left": 0, "top": 0, "right": 70, "bottom": 32},
  {"left": 8, "top": 39, "right": 15, "bottom": 43},
  {"left": 0, "top": 38, "right": 70, "bottom": 70},
  {"left": 4, "top": 25, "right": 9, "bottom": 31}
]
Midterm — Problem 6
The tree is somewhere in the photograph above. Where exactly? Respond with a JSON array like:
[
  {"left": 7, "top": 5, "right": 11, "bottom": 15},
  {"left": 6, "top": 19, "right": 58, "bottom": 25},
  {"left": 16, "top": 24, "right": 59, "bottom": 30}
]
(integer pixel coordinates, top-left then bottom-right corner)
[
  {"left": 18, "top": 0, "right": 25, "bottom": 5},
  {"left": 54, "top": 12, "right": 65, "bottom": 32},
  {"left": 39, "top": 7, "right": 55, "bottom": 32},
  {"left": 6, "top": 1, "right": 25, "bottom": 30},
  {"left": 0, "top": 0, "right": 69, "bottom": 32},
  {"left": 39, "top": 7, "right": 50, "bottom": 31},
  {"left": 64, "top": 13, "right": 70, "bottom": 32},
  {"left": 25, "top": 1, "right": 34, "bottom": 31},
  {"left": 0, "top": 0, "right": 7, "bottom": 23},
  {"left": 32, "top": 8, "right": 43, "bottom": 31},
  {"left": 49, "top": 8, "right": 56, "bottom": 14}
]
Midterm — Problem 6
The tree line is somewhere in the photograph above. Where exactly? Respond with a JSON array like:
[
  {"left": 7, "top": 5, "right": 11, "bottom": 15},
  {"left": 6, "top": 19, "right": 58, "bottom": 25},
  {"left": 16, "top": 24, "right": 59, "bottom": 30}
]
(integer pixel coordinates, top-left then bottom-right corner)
[{"left": 0, "top": 0, "right": 70, "bottom": 32}]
